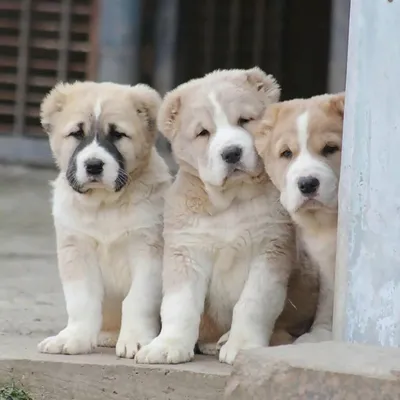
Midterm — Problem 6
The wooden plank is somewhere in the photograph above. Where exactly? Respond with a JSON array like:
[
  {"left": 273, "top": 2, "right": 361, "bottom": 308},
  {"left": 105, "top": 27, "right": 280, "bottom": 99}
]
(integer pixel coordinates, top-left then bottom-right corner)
[
  {"left": 31, "top": 20, "right": 88, "bottom": 34},
  {"left": 30, "top": 38, "right": 89, "bottom": 52},
  {"left": 14, "top": 0, "right": 32, "bottom": 136},
  {"left": 32, "top": 2, "right": 91, "bottom": 15}
]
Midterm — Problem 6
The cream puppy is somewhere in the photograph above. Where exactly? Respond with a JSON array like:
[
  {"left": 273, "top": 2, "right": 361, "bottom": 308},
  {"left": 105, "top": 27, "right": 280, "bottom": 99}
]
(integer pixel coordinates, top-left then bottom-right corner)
[
  {"left": 37, "top": 81, "right": 171, "bottom": 357},
  {"left": 254, "top": 93, "right": 345, "bottom": 343},
  {"left": 135, "top": 68, "right": 317, "bottom": 365}
]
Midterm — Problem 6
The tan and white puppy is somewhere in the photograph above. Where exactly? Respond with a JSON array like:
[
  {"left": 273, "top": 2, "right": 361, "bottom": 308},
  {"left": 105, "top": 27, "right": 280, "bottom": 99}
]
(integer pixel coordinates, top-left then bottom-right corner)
[
  {"left": 254, "top": 93, "right": 345, "bottom": 343},
  {"left": 135, "top": 67, "right": 312, "bottom": 365},
  {"left": 37, "top": 81, "right": 171, "bottom": 357}
]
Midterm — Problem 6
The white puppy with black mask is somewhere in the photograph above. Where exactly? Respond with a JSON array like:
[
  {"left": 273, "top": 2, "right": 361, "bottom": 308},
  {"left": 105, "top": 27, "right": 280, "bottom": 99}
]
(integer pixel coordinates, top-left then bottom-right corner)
[{"left": 37, "top": 81, "right": 171, "bottom": 357}]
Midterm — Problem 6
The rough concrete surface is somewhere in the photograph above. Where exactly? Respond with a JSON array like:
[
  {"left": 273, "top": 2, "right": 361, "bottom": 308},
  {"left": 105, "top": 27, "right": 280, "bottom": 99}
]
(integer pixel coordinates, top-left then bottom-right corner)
[{"left": 225, "top": 342, "right": 400, "bottom": 399}]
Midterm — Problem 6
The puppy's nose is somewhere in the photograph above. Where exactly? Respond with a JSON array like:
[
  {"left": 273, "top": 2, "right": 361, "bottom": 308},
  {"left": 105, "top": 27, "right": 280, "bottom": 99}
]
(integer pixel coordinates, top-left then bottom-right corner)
[
  {"left": 221, "top": 146, "right": 242, "bottom": 164},
  {"left": 298, "top": 176, "right": 320, "bottom": 196},
  {"left": 85, "top": 158, "right": 104, "bottom": 175}
]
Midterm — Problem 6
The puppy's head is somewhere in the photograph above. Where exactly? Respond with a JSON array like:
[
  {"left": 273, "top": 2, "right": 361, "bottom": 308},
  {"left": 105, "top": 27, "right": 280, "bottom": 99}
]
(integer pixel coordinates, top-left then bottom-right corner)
[
  {"left": 41, "top": 81, "right": 161, "bottom": 193},
  {"left": 255, "top": 93, "right": 345, "bottom": 219},
  {"left": 158, "top": 67, "right": 280, "bottom": 187}
]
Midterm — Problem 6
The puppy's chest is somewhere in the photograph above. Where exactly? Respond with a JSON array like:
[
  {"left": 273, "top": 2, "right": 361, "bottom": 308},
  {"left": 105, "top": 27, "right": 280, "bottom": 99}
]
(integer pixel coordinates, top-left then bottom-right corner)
[
  {"left": 54, "top": 196, "right": 162, "bottom": 244},
  {"left": 177, "top": 198, "right": 277, "bottom": 249},
  {"left": 303, "top": 231, "right": 336, "bottom": 269}
]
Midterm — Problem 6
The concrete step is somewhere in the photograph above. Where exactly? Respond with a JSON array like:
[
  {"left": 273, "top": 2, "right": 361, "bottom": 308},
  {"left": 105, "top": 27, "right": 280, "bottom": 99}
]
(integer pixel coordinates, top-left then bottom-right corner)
[
  {"left": 0, "top": 337, "right": 230, "bottom": 400},
  {"left": 226, "top": 341, "right": 400, "bottom": 399}
]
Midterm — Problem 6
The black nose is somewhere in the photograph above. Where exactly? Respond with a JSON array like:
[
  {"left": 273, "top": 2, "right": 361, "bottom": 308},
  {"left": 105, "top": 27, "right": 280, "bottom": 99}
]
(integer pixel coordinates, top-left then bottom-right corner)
[
  {"left": 298, "top": 176, "right": 320, "bottom": 195},
  {"left": 85, "top": 158, "right": 104, "bottom": 175},
  {"left": 221, "top": 146, "right": 242, "bottom": 164}
]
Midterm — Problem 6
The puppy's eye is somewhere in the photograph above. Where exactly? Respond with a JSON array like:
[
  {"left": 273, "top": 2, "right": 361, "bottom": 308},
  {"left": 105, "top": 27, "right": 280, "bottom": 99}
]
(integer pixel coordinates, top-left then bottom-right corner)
[
  {"left": 321, "top": 144, "right": 339, "bottom": 156},
  {"left": 68, "top": 125, "right": 84, "bottom": 140},
  {"left": 238, "top": 117, "right": 252, "bottom": 126},
  {"left": 109, "top": 124, "right": 128, "bottom": 140},
  {"left": 196, "top": 129, "right": 210, "bottom": 138},
  {"left": 280, "top": 149, "right": 293, "bottom": 159}
]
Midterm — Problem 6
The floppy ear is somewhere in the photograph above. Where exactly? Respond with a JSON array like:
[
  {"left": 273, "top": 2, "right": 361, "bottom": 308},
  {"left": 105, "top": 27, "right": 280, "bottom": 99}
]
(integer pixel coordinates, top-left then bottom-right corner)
[
  {"left": 130, "top": 84, "right": 162, "bottom": 136},
  {"left": 157, "top": 89, "right": 181, "bottom": 141},
  {"left": 246, "top": 67, "right": 281, "bottom": 103},
  {"left": 253, "top": 104, "right": 280, "bottom": 157},
  {"left": 40, "top": 82, "right": 71, "bottom": 134},
  {"left": 328, "top": 92, "right": 345, "bottom": 118}
]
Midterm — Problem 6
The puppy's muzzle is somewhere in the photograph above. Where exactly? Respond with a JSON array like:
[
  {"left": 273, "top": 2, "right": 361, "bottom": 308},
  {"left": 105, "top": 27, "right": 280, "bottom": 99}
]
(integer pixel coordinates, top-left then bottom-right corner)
[
  {"left": 297, "top": 175, "right": 320, "bottom": 197},
  {"left": 85, "top": 158, "right": 104, "bottom": 176}
]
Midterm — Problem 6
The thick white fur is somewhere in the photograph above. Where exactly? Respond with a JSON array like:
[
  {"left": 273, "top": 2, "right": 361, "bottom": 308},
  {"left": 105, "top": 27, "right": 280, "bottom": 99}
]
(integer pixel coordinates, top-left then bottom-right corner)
[
  {"left": 38, "top": 150, "right": 170, "bottom": 356},
  {"left": 136, "top": 82, "right": 292, "bottom": 365}
]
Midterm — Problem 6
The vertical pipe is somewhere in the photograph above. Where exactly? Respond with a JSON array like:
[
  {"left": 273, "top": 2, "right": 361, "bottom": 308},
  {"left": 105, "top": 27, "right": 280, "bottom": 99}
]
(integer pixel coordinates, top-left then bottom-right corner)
[
  {"left": 97, "top": 0, "right": 142, "bottom": 83},
  {"left": 328, "top": 0, "right": 350, "bottom": 93},
  {"left": 153, "top": 0, "right": 179, "bottom": 95},
  {"left": 14, "top": 0, "right": 31, "bottom": 136},
  {"left": 334, "top": 0, "right": 400, "bottom": 347}
]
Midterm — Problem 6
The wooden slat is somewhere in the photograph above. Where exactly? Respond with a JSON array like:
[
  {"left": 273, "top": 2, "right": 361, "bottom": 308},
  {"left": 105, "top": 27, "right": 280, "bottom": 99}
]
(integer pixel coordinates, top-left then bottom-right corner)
[
  {"left": 30, "top": 59, "right": 86, "bottom": 73},
  {"left": 0, "top": 90, "right": 15, "bottom": 102},
  {"left": 31, "top": 38, "right": 89, "bottom": 52},
  {"left": 0, "top": 104, "right": 38, "bottom": 118},
  {"left": 0, "top": 56, "right": 18, "bottom": 68},
  {"left": 0, "top": 73, "right": 55, "bottom": 88},
  {"left": 31, "top": 20, "right": 88, "bottom": 34},
  {"left": 0, "top": 2, "right": 21, "bottom": 11},
  {"left": 0, "top": 17, "right": 20, "bottom": 29},
  {"left": 227, "top": 0, "right": 240, "bottom": 68},
  {"left": 32, "top": 2, "right": 91, "bottom": 16}
]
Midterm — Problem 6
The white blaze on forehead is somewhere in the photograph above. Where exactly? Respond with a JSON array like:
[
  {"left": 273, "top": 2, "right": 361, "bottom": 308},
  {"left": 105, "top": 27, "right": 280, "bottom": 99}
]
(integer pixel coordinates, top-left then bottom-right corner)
[
  {"left": 94, "top": 98, "right": 102, "bottom": 119},
  {"left": 208, "top": 92, "right": 229, "bottom": 127},
  {"left": 296, "top": 111, "right": 309, "bottom": 153}
]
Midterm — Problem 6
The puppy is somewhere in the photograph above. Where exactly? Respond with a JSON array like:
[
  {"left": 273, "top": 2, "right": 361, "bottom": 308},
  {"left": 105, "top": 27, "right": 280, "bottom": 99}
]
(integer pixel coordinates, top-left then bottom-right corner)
[
  {"left": 254, "top": 93, "right": 345, "bottom": 343},
  {"left": 37, "top": 81, "right": 171, "bottom": 357},
  {"left": 135, "top": 67, "right": 318, "bottom": 365}
]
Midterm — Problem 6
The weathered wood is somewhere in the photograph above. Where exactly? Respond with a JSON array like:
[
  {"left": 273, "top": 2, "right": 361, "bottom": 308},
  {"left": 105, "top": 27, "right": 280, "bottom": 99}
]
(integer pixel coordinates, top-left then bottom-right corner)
[{"left": 334, "top": 0, "right": 400, "bottom": 346}]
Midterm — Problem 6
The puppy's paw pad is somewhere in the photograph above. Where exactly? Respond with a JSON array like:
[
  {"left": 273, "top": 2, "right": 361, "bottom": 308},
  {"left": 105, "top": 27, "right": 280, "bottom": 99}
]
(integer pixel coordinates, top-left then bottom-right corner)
[{"left": 135, "top": 338, "right": 194, "bottom": 364}]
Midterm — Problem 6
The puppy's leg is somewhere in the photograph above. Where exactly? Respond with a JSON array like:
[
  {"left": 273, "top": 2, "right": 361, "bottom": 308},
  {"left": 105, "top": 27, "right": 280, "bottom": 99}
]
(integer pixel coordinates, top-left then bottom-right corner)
[
  {"left": 38, "top": 230, "right": 103, "bottom": 354},
  {"left": 116, "top": 241, "right": 163, "bottom": 359},
  {"left": 219, "top": 252, "right": 290, "bottom": 364},
  {"left": 295, "top": 262, "right": 333, "bottom": 343},
  {"left": 135, "top": 247, "right": 211, "bottom": 364}
]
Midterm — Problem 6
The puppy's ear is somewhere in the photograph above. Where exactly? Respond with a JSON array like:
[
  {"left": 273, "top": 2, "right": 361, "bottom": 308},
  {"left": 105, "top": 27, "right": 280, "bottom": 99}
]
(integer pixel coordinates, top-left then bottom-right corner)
[
  {"left": 253, "top": 104, "right": 280, "bottom": 157},
  {"left": 246, "top": 67, "right": 281, "bottom": 103},
  {"left": 157, "top": 89, "right": 181, "bottom": 141},
  {"left": 40, "top": 82, "right": 71, "bottom": 134},
  {"left": 130, "top": 84, "right": 162, "bottom": 135},
  {"left": 328, "top": 92, "right": 345, "bottom": 118}
]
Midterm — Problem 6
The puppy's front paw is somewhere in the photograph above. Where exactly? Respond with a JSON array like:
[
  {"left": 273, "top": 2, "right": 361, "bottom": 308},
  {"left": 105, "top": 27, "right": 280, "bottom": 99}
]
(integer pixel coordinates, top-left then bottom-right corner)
[
  {"left": 116, "top": 331, "right": 154, "bottom": 359},
  {"left": 294, "top": 327, "right": 332, "bottom": 344},
  {"left": 38, "top": 329, "right": 96, "bottom": 355},
  {"left": 219, "top": 336, "right": 262, "bottom": 365},
  {"left": 135, "top": 337, "right": 194, "bottom": 364}
]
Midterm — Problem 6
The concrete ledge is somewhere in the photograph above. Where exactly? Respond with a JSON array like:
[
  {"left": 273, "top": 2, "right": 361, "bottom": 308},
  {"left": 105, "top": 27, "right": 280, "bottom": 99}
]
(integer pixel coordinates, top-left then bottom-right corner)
[
  {"left": 0, "top": 337, "right": 230, "bottom": 400},
  {"left": 225, "top": 341, "right": 400, "bottom": 399}
]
